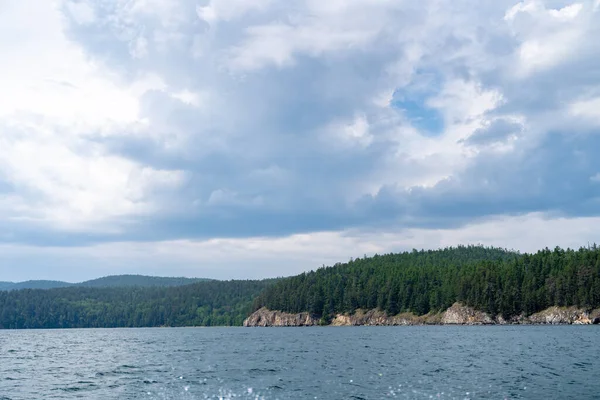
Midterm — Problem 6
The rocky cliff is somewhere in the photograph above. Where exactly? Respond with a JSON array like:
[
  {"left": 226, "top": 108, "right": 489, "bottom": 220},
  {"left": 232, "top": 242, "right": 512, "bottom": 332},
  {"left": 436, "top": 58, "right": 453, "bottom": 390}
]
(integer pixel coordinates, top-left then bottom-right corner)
[
  {"left": 527, "top": 306, "right": 600, "bottom": 324},
  {"left": 243, "top": 304, "right": 600, "bottom": 327},
  {"left": 330, "top": 309, "right": 442, "bottom": 326},
  {"left": 242, "top": 307, "right": 319, "bottom": 327},
  {"left": 441, "top": 303, "right": 494, "bottom": 325}
]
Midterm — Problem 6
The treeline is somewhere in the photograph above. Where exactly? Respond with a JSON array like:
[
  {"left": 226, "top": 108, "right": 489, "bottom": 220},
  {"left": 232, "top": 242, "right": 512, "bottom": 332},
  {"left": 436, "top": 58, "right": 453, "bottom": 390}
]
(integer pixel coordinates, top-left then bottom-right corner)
[
  {"left": 0, "top": 275, "right": 211, "bottom": 291},
  {"left": 0, "top": 280, "right": 274, "bottom": 329},
  {"left": 4, "top": 245, "right": 600, "bottom": 328},
  {"left": 252, "top": 245, "right": 600, "bottom": 320}
]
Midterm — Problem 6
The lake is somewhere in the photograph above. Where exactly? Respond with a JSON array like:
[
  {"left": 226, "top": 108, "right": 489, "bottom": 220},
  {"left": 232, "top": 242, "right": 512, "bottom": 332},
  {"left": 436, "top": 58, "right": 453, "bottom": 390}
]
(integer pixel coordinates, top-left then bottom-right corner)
[{"left": 1, "top": 326, "right": 598, "bottom": 399}]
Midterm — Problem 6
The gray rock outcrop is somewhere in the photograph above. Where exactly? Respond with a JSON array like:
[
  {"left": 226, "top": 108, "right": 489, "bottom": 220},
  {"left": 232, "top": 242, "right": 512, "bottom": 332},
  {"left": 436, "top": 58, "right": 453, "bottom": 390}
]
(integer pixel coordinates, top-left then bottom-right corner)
[
  {"left": 243, "top": 304, "right": 600, "bottom": 327},
  {"left": 242, "top": 307, "right": 319, "bottom": 327}
]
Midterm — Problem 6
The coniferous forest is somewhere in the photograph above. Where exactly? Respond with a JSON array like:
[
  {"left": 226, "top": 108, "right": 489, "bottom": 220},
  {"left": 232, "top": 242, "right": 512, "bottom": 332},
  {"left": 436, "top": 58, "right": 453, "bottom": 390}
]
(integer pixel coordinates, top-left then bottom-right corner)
[
  {"left": 1, "top": 245, "right": 600, "bottom": 328},
  {"left": 253, "top": 245, "right": 600, "bottom": 320},
  {"left": 0, "top": 280, "right": 273, "bottom": 329}
]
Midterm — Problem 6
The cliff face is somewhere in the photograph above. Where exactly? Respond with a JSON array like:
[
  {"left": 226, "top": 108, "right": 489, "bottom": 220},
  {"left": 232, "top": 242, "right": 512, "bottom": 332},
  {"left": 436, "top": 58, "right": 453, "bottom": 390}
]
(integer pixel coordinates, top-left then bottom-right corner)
[
  {"left": 242, "top": 307, "right": 319, "bottom": 327},
  {"left": 330, "top": 309, "right": 441, "bottom": 326},
  {"left": 441, "top": 303, "right": 494, "bottom": 325},
  {"left": 527, "top": 306, "right": 599, "bottom": 325},
  {"left": 243, "top": 304, "right": 600, "bottom": 327}
]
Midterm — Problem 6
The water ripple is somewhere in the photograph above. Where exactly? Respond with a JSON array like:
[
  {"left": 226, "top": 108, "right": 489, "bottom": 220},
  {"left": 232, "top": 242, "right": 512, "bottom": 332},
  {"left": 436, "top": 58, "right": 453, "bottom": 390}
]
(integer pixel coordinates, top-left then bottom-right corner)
[{"left": 0, "top": 326, "right": 599, "bottom": 399}]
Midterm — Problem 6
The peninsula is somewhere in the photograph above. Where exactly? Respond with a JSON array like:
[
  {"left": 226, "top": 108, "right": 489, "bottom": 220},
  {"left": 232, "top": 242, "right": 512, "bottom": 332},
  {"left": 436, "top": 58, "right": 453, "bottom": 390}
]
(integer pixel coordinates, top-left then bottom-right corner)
[{"left": 245, "top": 245, "right": 600, "bottom": 327}]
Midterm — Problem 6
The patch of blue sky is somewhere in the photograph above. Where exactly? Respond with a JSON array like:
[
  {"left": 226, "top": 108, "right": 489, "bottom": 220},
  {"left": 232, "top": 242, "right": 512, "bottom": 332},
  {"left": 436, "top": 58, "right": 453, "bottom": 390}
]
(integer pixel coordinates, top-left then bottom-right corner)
[
  {"left": 392, "top": 95, "right": 444, "bottom": 135},
  {"left": 390, "top": 70, "right": 445, "bottom": 135}
]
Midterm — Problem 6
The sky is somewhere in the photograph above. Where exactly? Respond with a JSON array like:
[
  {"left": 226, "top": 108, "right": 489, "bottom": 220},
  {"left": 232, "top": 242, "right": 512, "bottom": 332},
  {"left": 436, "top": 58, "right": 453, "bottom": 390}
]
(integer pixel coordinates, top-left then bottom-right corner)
[{"left": 1, "top": 0, "right": 600, "bottom": 282}]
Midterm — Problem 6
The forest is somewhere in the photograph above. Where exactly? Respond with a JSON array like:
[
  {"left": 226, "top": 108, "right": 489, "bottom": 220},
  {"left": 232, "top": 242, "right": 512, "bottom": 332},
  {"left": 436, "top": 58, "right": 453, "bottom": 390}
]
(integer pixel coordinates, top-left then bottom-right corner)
[
  {"left": 253, "top": 245, "right": 600, "bottom": 321},
  {"left": 2, "top": 245, "right": 600, "bottom": 328},
  {"left": 0, "top": 279, "right": 273, "bottom": 328}
]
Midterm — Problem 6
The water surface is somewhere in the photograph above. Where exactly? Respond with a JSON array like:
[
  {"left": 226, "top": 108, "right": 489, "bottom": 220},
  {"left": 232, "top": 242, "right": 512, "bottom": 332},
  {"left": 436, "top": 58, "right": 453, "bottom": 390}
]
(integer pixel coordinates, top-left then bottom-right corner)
[{"left": 1, "top": 326, "right": 598, "bottom": 399}]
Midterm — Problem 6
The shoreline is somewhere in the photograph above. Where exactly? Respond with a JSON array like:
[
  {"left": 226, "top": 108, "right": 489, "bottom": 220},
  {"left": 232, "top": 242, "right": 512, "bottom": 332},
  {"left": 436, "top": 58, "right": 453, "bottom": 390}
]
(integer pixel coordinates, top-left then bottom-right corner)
[{"left": 244, "top": 304, "right": 600, "bottom": 327}]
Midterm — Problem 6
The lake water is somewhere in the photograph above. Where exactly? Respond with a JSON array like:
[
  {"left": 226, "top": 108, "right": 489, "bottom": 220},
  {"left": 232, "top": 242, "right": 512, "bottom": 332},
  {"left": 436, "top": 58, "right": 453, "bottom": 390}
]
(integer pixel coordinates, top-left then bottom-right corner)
[{"left": 0, "top": 326, "right": 598, "bottom": 399}]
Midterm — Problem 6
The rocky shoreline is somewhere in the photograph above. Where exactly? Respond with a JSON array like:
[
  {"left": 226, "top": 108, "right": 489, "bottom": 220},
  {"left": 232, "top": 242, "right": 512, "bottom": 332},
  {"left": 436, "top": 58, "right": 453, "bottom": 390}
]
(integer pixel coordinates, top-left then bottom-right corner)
[{"left": 243, "top": 303, "right": 600, "bottom": 327}]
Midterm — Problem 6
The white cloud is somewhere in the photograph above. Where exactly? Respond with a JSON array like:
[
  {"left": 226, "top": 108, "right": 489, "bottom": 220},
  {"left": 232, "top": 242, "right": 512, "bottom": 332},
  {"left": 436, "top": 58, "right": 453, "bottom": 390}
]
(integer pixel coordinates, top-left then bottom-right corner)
[
  {"left": 325, "top": 114, "right": 373, "bottom": 149},
  {"left": 504, "top": 1, "right": 539, "bottom": 21},
  {"left": 0, "top": 1, "right": 140, "bottom": 126},
  {"left": 129, "top": 35, "right": 149, "bottom": 59},
  {"left": 65, "top": 1, "right": 96, "bottom": 25},
  {"left": 227, "top": 22, "right": 379, "bottom": 70},
  {"left": 517, "top": 30, "right": 582, "bottom": 74},
  {"left": 570, "top": 97, "right": 600, "bottom": 124},
  {"left": 197, "top": 0, "right": 274, "bottom": 25},
  {"left": 0, "top": 123, "right": 186, "bottom": 231},
  {"left": 548, "top": 3, "right": 584, "bottom": 19},
  {"left": 224, "top": 0, "right": 401, "bottom": 70},
  {"left": 428, "top": 80, "right": 503, "bottom": 126},
  {"left": 0, "top": 0, "right": 186, "bottom": 232},
  {"left": 504, "top": 1, "right": 592, "bottom": 75},
  {"left": 170, "top": 89, "right": 206, "bottom": 108}
]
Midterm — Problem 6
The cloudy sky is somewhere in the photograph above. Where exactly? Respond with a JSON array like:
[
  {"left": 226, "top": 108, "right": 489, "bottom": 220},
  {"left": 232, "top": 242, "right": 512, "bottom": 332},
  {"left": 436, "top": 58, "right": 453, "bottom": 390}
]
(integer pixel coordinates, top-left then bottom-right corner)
[{"left": 1, "top": 0, "right": 600, "bottom": 282}]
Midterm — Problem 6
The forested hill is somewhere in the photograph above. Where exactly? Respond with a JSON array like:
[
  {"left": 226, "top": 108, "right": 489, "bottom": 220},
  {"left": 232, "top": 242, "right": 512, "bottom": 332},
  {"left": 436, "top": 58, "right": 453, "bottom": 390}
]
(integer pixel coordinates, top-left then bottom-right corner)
[
  {"left": 0, "top": 280, "right": 75, "bottom": 291},
  {"left": 0, "top": 275, "right": 210, "bottom": 291},
  {"left": 252, "top": 245, "right": 600, "bottom": 320},
  {"left": 0, "top": 280, "right": 274, "bottom": 329},
  {"left": 77, "top": 275, "right": 211, "bottom": 288}
]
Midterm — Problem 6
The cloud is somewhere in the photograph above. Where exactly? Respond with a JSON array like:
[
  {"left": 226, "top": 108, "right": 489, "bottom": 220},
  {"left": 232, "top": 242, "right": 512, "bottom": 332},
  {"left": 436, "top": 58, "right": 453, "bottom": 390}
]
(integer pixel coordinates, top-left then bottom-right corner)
[
  {"left": 2, "top": 212, "right": 599, "bottom": 282},
  {"left": 197, "top": 0, "right": 274, "bottom": 25},
  {"left": 2, "top": 0, "right": 600, "bottom": 278},
  {"left": 504, "top": 1, "right": 591, "bottom": 75},
  {"left": 463, "top": 118, "right": 523, "bottom": 146},
  {"left": 570, "top": 96, "right": 600, "bottom": 124},
  {"left": 0, "top": 0, "right": 186, "bottom": 235}
]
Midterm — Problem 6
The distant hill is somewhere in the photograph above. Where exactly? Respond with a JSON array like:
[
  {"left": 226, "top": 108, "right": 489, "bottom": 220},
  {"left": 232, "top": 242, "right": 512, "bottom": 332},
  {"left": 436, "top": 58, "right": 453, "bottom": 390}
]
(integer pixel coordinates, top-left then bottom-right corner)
[
  {"left": 0, "top": 275, "right": 211, "bottom": 291},
  {"left": 7, "top": 280, "right": 74, "bottom": 290},
  {"left": 0, "top": 282, "right": 15, "bottom": 290},
  {"left": 0, "top": 279, "right": 275, "bottom": 328},
  {"left": 77, "top": 275, "right": 211, "bottom": 288}
]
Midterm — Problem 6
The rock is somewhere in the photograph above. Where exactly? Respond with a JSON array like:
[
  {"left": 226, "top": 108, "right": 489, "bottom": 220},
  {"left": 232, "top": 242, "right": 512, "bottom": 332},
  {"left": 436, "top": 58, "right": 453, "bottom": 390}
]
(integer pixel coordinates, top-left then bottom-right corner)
[
  {"left": 441, "top": 303, "right": 494, "bottom": 325},
  {"left": 244, "top": 304, "right": 599, "bottom": 327},
  {"left": 495, "top": 314, "right": 527, "bottom": 325},
  {"left": 330, "top": 309, "right": 436, "bottom": 326},
  {"left": 527, "top": 306, "right": 591, "bottom": 324},
  {"left": 243, "top": 308, "right": 319, "bottom": 327}
]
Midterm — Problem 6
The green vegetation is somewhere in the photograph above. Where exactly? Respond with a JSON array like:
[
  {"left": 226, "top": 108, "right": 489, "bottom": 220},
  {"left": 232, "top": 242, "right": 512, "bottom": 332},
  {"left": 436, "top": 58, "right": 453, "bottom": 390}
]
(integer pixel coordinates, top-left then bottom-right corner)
[
  {"left": 0, "top": 280, "right": 274, "bottom": 329},
  {"left": 77, "top": 275, "right": 212, "bottom": 288},
  {"left": 0, "top": 275, "right": 211, "bottom": 291},
  {"left": 253, "top": 245, "right": 600, "bottom": 319},
  {"left": 1, "top": 280, "right": 74, "bottom": 291},
  {"left": 3, "top": 245, "right": 600, "bottom": 329}
]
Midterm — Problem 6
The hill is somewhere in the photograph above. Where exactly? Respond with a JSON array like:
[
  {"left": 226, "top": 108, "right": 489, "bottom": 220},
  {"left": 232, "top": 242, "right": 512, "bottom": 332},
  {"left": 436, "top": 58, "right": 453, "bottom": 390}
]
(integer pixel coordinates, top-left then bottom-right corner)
[
  {"left": 0, "top": 275, "right": 210, "bottom": 291},
  {"left": 0, "top": 279, "right": 275, "bottom": 328},
  {"left": 252, "top": 245, "right": 600, "bottom": 321},
  {"left": 2, "top": 280, "right": 73, "bottom": 291},
  {"left": 4, "top": 245, "right": 600, "bottom": 329},
  {"left": 77, "top": 275, "right": 211, "bottom": 288}
]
